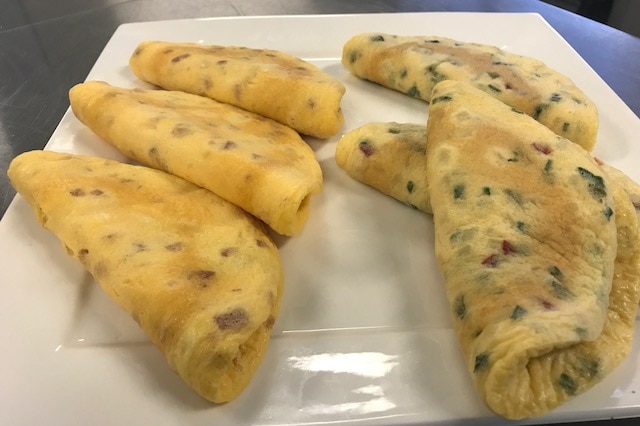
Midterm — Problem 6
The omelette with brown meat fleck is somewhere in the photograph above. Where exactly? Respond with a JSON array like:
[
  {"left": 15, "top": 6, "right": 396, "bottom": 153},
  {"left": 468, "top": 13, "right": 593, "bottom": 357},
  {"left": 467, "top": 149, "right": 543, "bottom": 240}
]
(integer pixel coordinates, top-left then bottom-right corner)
[
  {"left": 130, "top": 40, "right": 346, "bottom": 139},
  {"left": 69, "top": 81, "right": 323, "bottom": 236},
  {"left": 8, "top": 150, "right": 284, "bottom": 403}
]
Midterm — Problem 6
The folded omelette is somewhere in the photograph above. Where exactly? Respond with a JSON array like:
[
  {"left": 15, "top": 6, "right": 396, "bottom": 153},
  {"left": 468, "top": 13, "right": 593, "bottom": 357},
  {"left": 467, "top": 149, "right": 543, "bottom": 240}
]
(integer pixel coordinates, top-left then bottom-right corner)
[
  {"left": 335, "top": 122, "right": 431, "bottom": 213},
  {"left": 8, "top": 150, "right": 284, "bottom": 403},
  {"left": 69, "top": 81, "right": 323, "bottom": 236},
  {"left": 129, "top": 40, "right": 346, "bottom": 139},
  {"left": 425, "top": 81, "right": 640, "bottom": 419},
  {"left": 342, "top": 33, "right": 598, "bottom": 151},
  {"left": 336, "top": 122, "right": 640, "bottom": 219}
]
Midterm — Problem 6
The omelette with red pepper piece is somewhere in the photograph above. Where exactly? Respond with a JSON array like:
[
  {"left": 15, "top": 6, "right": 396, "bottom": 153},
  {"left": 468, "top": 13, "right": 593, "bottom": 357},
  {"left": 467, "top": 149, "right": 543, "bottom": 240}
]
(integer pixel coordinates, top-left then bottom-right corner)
[
  {"left": 335, "top": 122, "right": 431, "bottom": 213},
  {"left": 425, "top": 80, "right": 640, "bottom": 419},
  {"left": 597, "top": 160, "right": 640, "bottom": 221},
  {"left": 335, "top": 122, "right": 640, "bottom": 220}
]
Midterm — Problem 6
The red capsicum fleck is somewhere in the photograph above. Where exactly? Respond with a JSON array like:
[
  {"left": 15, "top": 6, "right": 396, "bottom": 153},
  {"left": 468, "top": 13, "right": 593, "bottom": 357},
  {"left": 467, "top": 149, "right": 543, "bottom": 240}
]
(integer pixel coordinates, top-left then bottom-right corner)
[
  {"left": 502, "top": 240, "right": 517, "bottom": 255},
  {"left": 481, "top": 254, "right": 500, "bottom": 267},
  {"left": 532, "top": 142, "right": 553, "bottom": 155}
]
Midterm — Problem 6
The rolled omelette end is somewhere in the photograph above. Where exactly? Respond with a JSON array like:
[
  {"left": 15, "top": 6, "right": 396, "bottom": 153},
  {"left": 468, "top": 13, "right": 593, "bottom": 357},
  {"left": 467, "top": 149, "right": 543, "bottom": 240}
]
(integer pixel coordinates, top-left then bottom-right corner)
[
  {"left": 426, "top": 80, "right": 620, "bottom": 418},
  {"left": 480, "top": 178, "right": 640, "bottom": 419},
  {"left": 335, "top": 121, "right": 431, "bottom": 213},
  {"left": 129, "top": 40, "right": 346, "bottom": 139},
  {"left": 68, "top": 81, "right": 323, "bottom": 236},
  {"left": 342, "top": 32, "right": 598, "bottom": 151},
  {"left": 8, "top": 150, "right": 284, "bottom": 403}
]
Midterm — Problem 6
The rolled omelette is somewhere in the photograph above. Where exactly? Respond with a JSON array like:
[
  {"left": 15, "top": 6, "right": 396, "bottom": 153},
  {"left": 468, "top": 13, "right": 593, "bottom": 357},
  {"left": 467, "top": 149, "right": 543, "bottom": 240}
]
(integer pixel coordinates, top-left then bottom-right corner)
[
  {"left": 69, "top": 81, "right": 323, "bottom": 236},
  {"left": 425, "top": 80, "right": 639, "bottom": 419},
  {"left": 342, "top": 33, "right": 598, "bottom": 151},
  {"left": 129, "top": 40, "right": 346, "bottom": 139},
  {"left": 8, "top": 150, "right": 284, "bottom": 403}
]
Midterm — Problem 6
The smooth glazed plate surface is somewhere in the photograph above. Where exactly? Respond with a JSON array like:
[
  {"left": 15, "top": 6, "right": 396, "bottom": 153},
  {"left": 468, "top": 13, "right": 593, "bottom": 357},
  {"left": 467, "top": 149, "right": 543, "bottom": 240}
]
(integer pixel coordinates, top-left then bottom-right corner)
[{"left": 1, "top": 12, "right": 639, "bottom": 426}]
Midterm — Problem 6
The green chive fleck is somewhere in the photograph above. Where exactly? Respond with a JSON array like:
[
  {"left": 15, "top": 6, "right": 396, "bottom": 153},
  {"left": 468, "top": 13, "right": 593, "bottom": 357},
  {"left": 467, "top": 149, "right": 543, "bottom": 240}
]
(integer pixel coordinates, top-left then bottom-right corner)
[
  {"left": 533, "top": 103, "right": 549, "bottom": 120},
  {"left": 426, "top": 63, "right": 447, "bottom": 84},
  {"left": 453, "top": 184, "right": 465, "bottom": 200},
  {"left": 406, "top": 180, "right": 415, "bottom": 193},
  {"left": 349, "top": 50, "right": 360, "bottom": 64},
  {"left": 550, "top": 279, "right": 574, "bottom": 299},
  {"left": 511, "top": 305, "right": 527, "bottom": 320},
  {"left": 543, "top": 159, "right": 555, "bottom": 183},
  {"left": 550, "top": 93, "right": 562, "bottom": 102},
  {"left": 562, "top": 122, "right": 570, "bottom": 132},
  {"left": 549, "top": 266, "right": 564, "bottom": 280},
  {"left": 482, "top": 187, "right": 491, "bottom": 196},
  {"left": 431, "top": 94, "right": 453, "bottom": 104},
  {"left": 578, "top": 357, "right": 600, "bottom": 378},
  {"left": 516, "top": 221, "right": 528, "bottom": 233},
  {"left": 406, "top": 85, "right": 421, "bottom": 98},
  {"left": 474, "top": 352, "right": 490, "bottom": 372},
  {"left": 504, "top": 188, "right": 523, "bottom": 206},
  {"left": 388, "top": 127, "right": 401, "bottom": 134},
  {"left": 449, "top": 228, "right": 476, "bottom": 243},
  {"left": 454, "top": 294, "right": 466, "bottom": 319},
  {"left": 558, "top": 373, "right": 578, "bottom": 395},
  {"left": 370, "top": 35, "right": 385, "bottom": 42},
  {"left": 487, "top": 84, "right": 501, "bottom": 93},
  {"left": 577, "top": 167, "right": 607, "bottom": 199},
  {"left": 575, "top": 326, "right": 589, "bottom": 338}
]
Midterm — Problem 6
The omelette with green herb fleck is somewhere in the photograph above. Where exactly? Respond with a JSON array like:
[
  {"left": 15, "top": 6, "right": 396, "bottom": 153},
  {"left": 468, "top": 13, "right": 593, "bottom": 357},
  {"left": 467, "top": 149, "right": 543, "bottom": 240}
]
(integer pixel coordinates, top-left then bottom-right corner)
[
  {"left": 425, "top": 80, "right": 639, "bottom": 419},
  {"left": 129, "top": 40, "right": 346, "bottom": 139},
  {"left": 335, "top": 122, "right": 431, "bottom": 212},
  {"left": 336, "top": 122, "right": 640, "bottom": 223},
  {"left": 8, "top": 150, "right": 284, "bottom": 403},
  {"left": 342, "top": 33, "right": 598, "bottom": 151},
  {"left": 69, "top": 81, "right": 323, "bottom": 236},
  {"left": 598, "top": 160, "right": 640, "bottom": 219}
]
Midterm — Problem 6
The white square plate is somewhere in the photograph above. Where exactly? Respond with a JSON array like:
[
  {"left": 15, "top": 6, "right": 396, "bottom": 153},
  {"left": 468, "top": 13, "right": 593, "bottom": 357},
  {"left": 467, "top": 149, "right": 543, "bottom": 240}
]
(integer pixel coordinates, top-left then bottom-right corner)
[{"left": 1, "top": 12, "right": 639, "bottom": 426}]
